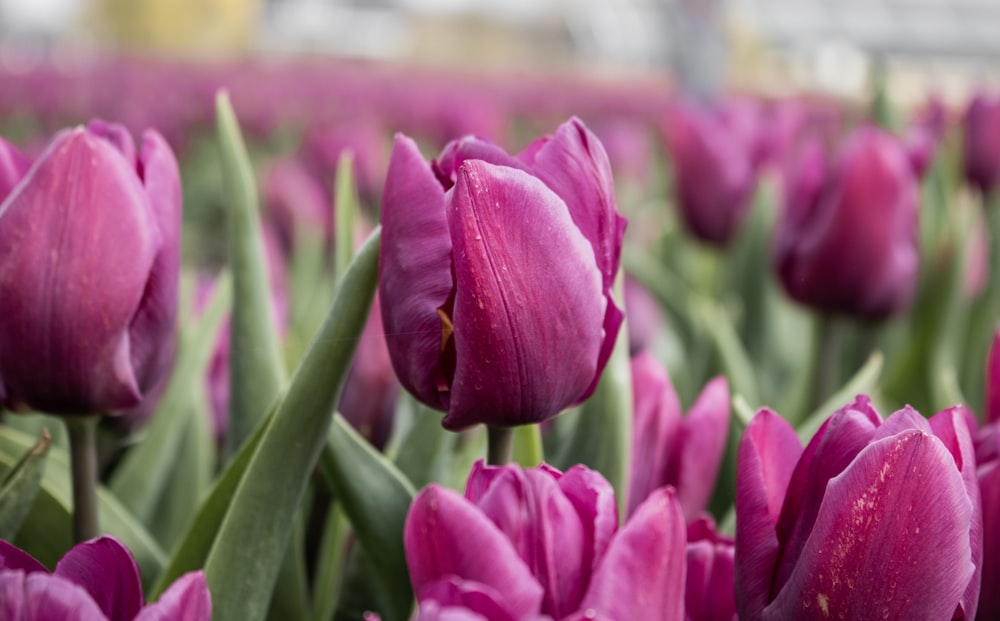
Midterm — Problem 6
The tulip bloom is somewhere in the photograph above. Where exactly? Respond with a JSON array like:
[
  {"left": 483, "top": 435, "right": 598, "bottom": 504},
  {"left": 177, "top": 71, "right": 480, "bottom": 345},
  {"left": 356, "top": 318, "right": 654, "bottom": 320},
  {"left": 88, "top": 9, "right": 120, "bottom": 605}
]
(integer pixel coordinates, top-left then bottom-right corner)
[
  {"left": 773, "top": 127, "right": 919, "bottom": 318},
  {"left": 663, "top": 101, "right": 759, "bottom": 245},
  {"left": 0, "top": 536, "right": 210, "bottom": 620},
  {"left": 686, "top": 518, "right": 737, "bottom": 621},
  {"left": 963, "top": 93, "right": 1000, "bottom": 195},
  {"left": 628, "top": 352, "right": 729, "bottom": 520},
  {"left": 379, "top": 118, "right": 626, "bottom": 429},
  {"left": 405, "top": 461, "right": 686, "bottom": 620},
  {"left": 736, "top": 396, "right": 982, "bottom": 620},
  {"left": 975, "top": 330, "right": 1000, "bottom": 619},
  {"left": 0, "top": 121, "right": 180, "bottom": 415}
]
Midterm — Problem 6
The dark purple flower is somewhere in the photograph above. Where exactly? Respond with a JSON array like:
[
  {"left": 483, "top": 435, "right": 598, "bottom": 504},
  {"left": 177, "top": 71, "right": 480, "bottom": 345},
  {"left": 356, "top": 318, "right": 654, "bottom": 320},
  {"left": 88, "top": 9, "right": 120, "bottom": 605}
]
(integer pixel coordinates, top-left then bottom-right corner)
[
  {"left": 686, "top": 518, "right": 736, "bottom": 621},
  {"left": 405, "top": 461, "right": 686, "bottom": 620},
  {"left": 0, "top": 121, "right": 180, "bottom": 415},
  {"left": 736, "top": 396, "right": 981, "bottom": 620},
  {"left": 963, "top": 93, "right": 1000, "bottom": 195},
  {"left": 0, "top": 536, "right": 210, "bottom": 621},
  {"left": 773, "top": 127, "right": 920, "bottom": 318},
  {"left": 379, "top": 118, "right": 626, "bottom": 429},
  {"left": 628, "top": 352, "right": 729, "bottom": 521}
]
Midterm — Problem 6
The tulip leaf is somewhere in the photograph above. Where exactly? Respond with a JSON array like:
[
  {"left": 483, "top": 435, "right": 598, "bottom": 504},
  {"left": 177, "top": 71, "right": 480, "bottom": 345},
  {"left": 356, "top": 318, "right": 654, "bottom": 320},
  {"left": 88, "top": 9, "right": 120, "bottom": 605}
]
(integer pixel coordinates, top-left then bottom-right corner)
[
  {"left": 149, "top": 402, "right": 276, "bottom": 599},
  {"left": 108, "top": 272, "right": 231, "bottom": 523},
  {"left": 334, "top": 150, "right": 357, "bottom": 285},
  {"left": 693, "top": 296, "right": 761, "bottom": 408},
  {"left": 203, "top": 228, "right": 380, "bottom": 621},
  {"left": 797, "top": 351, "right": 884, "bottom": 442},
  {"left": 312, "top": 504, "right": 350, "bottom": 621},
  {"left": 548, "top": 274, "right": 633, "bottom": 515},
  {"left": 392, "top": 403, "right": 453, "bottom": 490},
  {"left": 0, "top": 426, "right": 165, "bottom": 590},
  {"left": 0, "top": 430, "right": 51, "bottom": 539},
  {"left": 216, "top": 91, "right": 288, "bottom": 459},
  {"left": 319, "top": 415, "right": 415, "bottom": 621}
]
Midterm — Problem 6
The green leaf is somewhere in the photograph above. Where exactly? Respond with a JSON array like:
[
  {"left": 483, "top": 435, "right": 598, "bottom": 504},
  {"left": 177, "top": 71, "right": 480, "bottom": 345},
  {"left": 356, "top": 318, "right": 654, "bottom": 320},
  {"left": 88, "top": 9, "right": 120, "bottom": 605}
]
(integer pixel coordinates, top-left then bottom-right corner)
[
  {"left": 319, "top": 416, "right": 415, "bottom": 621},
  {"left": 216, "top": 91, "right": 288, "bottom": 459},
  {"left": 334, "top": 150, "right": 357, "bottom": 286},
  {"left": 797, "top": 351, "right": 884, "bottom": 442},
  {"left": 108, "top": 272, "right": 231, "bottom": 523},
  {"left": 311, "top": 504, "right": 350, "bottom": 621},
  {"left": 203, "top": 228, "right": 381, "bottom": 621},
  {"left": 0, "top": 426, "right": 165, "bottom": 590},
  {"left": 548, "top": 273, "right": 632, "bottom": 516},
  {"left": 0, "top": 430, "right": 51, "bottom": 539},
  {"left": 391, "top": 403, "right": 452, "bottom": 490}
]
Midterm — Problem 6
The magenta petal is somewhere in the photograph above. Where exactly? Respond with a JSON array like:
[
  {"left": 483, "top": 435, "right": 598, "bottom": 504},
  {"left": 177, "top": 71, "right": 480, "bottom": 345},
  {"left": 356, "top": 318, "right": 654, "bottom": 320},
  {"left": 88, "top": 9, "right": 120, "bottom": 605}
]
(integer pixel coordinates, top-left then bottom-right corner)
[
  {"left": 978, "top": 461, "right": 1000, "bottom": 620},
  {"left": 0, "top": 540, "right": 47, "bottom": 574},
  {"left": 405, "top": 485, "right": 544, "bottom": 618},
  {"left": 674, "top": 376, "right": 730, "bottom": 521},
  {"left": 444, "top": 161, "right": 603, "bottom": 428},
  {"left": 379, "top": 134, "right": 454, "bottom": 411},
  {"left": 580, "top": 487, "right": 686, "bottom": 621},
  {"left": 765, "top": 430, "right": 974, "bottom": 621},
  {"left": 557, "top": 465, "right": 619, "bottom": 576},
  {"left": 522, "top": 118, "right": 626, "bottom": 400},
  {"left": 54, "top": 536, "right": 143, "bottom": 621},
  {"left": 734, "top": 409, "right": 801, "bottom": 620},
  {"left": 434, "top": 136, "right": 524, "bottom": 187},
  {"left": 627, "top": 352, "right": 683, "bottom": 516},
  {"left": 86, "top": 119, "right": 137, "bottom": 169},
  {"left": 0, "top": 571, "right": 109, "bottom": 621},
  {"left": 0, "top": 127, "right": 157, "bottom": 414},
  {"left": 0, "top": 136, "right": 30, "bottom": 201},
  {"left": 417, "top": 578, "right": 519, "bottom": 621},
  {"left": 133, "top": 572, "right": 212, "bottom": 621},
  {"left": 987, "top": 330, "right": 1000, "bottom": 424},
  {"left": 686, "top": 539, "right": 737, "bottom": 621}
]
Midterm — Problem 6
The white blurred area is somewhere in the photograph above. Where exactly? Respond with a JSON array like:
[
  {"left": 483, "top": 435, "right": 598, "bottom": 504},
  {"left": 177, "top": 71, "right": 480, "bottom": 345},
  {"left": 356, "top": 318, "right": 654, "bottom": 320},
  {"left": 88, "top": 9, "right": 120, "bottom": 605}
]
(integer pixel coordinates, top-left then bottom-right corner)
[{"left": 1, "top": 0, "right": 999, "bottom": 103}]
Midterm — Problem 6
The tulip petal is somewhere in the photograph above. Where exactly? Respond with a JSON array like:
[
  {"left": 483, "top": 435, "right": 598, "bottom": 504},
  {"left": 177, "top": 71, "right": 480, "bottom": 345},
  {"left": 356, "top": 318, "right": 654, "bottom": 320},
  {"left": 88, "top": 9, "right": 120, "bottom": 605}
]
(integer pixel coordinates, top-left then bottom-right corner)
[
  {"left": 0, "top": 128, "right": 157, "bottom": 413},
  {"left": 929, "top": 406, "right": 982, "bottom": 619},
  {"left": 579, "top": 487, "right": 686, "bottom": 621},
  {"left": 0, "top": 137, "right": 30, "bottom": 202},
  {"left": 405, "top": 485, "right": 544, "bottom": 618},
  {"left": 557, "top": 464, "right": 619, "bottom": 576},
  {"left": 86, "top": 119, "right": 137, "bottom": 169},
  {"left": 734, "top": 409, "right": 801, "bottom": 620},
  {"left": 627, "top": 352, "right": 683, "bottom": 516},
  {"left": 686, "top": 539, "right": 737, "bottom": 621},
  {"left": 521, "top": 118, "right": 626, "bottom": 399},
  {"left": 133, "top": 572, "right": 212, "bottom": 621},
  {"left": 434, "top": 136, "right": 524, "bottom": 188},
  {"left": 765, "top": 430, "right": 974, "bottom": 621},
  {"left": 126, "top": 129, "right": 181, "bottom": 400},
  {"left": 0, "top": 571, "right": 109, "bottom": 621},
  {"left": 0, "top": 540, "right": 46, "bottom": 574},
  {"left": 674, "top": 376, "right": 730, "bottom": 521},
  {"left": 444, "top": 161, "right": 603, "bottom": 427},
  {"left": 54, "top": 536, "right": 143, "bottom": 621},
  {"left": 987, "top": 330, "right": 1000, "bottom": 424},
  {"left": 977, "top": 460, "right": 1000, "bottom": 620},
  {"left": 417, "top": 577, "right": 520, "bottom": 621},
  {"left": 379, "top": 134, "right": 454, "bottom": 411}
]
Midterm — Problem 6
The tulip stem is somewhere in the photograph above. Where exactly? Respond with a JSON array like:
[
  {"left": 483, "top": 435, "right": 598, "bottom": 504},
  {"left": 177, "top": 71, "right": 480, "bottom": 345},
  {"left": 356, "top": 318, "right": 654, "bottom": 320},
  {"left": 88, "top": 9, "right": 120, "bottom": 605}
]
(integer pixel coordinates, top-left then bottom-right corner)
[
  {"left": 487, "top": 426, "right": 514, "bottom": 465},
  {"left": 66, "top": 416, "right": 100, "bottom": 543}
]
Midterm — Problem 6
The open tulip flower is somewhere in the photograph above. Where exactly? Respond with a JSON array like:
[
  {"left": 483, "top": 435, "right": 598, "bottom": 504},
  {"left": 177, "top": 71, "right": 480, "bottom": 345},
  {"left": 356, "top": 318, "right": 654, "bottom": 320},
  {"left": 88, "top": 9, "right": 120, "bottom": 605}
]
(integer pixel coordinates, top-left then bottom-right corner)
[
  {"left": 736, "top": 395, "right": 982, "bottom": 620},
  {"left": 686, "top": 518, "right": 737, "bottom": 621},
  {"left": 0, "top": 120, "right": 180, "bottom": 415},
  {"left": 405, "top": 461, "right": 686, "bottom": 620},
  {"left": 0, "top": 536, "right": 210, "bottom": 620},
  {"left": 379, "top": 117, "right": 626, "bottom": 429}
]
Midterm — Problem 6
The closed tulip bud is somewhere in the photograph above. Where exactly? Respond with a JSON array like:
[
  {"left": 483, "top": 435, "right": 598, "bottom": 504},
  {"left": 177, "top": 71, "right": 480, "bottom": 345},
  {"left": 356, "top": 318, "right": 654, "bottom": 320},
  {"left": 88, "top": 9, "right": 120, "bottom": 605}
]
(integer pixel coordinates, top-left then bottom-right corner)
[
  {"left": 977, "top": 330, "right": 1000, "bottom": 619},
  {"left": 628, "top": 352, "right": 729, "bottom": 521},
  {"left": 405, "top": 461, "right": 686, "bottom": 620},
  {"left": 736, "top": 396, "right": 982, "bottom": 620},
  {"left": 773, "top": 127, "right": 920, "bottom": 318},
  {"left": 663, "top": 101, "right": 759, "bottom": 245},
  {"left": 686, "top": 517, "right": 737, "bottom": 621},
  {"left": 963, "top": 93, "right": 1000, "bottom": 195},
  {"left": 379, "top": 118, "right": 626, "bottom": 429},
  {"left": 0, "top": 121, "right": 180, "bottom": 415}
]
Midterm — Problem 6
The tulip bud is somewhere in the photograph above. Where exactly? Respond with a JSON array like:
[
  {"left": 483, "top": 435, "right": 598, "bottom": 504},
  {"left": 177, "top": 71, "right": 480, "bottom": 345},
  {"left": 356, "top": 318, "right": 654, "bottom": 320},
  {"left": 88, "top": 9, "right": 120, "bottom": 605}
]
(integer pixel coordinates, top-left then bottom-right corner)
[
  {"left": 773, "top": 127, "right": 920, "bottom": 318},
  {"left": 735, "top": 396, "right": 981, "bottom": 620},
  {"left": 663, "top": 101, "right": 759, "bottom": 245},
  {"left": 686, "top": 518, "right": 737, "bottom": 621},
  {"left": 963, "top": 93, "right": 1000, "bottom": 195},
  {"left": 0, "top": 122, "right": 181, "bottom": 415},
  {"left": 379, "top": 118, "right": 626, "bottom": 429}
]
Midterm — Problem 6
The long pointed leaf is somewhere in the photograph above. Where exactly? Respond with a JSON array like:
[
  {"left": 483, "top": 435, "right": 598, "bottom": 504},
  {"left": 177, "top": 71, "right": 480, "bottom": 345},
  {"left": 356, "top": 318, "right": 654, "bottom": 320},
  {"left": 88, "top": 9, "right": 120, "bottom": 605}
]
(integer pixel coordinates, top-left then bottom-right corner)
[{"left": 0, "top": 430, "right": 51, "bottom": 539}]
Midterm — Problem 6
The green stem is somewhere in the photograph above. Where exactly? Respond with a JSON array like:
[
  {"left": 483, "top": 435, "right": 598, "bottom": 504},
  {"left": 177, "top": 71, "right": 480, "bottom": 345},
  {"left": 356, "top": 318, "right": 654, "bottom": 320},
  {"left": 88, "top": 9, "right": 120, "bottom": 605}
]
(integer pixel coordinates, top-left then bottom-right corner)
[
  {"left": 486, "top": 426, "right": 514, "bottom": 465},
  {"left": 814, "top": 315, "right": 841, "bottom": 411},
  {"left": 65, "top": 416, "right": 100, "bottom": 542}
]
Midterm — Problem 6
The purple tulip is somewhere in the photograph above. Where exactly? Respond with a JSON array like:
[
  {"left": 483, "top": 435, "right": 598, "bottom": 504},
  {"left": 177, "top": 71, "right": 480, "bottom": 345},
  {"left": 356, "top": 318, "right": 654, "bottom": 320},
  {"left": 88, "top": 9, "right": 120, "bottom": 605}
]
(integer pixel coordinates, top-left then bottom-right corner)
[
  {"left": 379, "top": 118, "right": 626, "bottom": 429},
  {"left": 405, "top": 461, "right": 686, "bottom": 620},
  {"left": 976, "top": 330, "right": 1000, "bottom": 619},
  {"left": 686, "top": 518, "right": 736, "bottom": 621},
  {"left": 736, "top": 395, "right": 982, "bottom": 620},
  {"left": 0, "top": 121, "right": 180, "bottom": 415},
  {"left": 963, "top": 93, "right": 1000, "bottom": 195},
  {"left": 623, "top": 276, "right": 666, "bottom": 356},
  {"left": 773, "top": 127, "right": 920, "bottom": 318},
  {"left": 628, "top": 352, "right": 729, "bottom": 521},
  {"left": 904, "top": 97, "right": 948, "bottom": 179},
  {"left": 662, "top": 101, "right": 759, "bottom": 245},
  {"left": 262, "top": 156, "right": 333, "bottom": 256},
  {"left": 0, "top": 536, "right": 210, "bottom": 621}
]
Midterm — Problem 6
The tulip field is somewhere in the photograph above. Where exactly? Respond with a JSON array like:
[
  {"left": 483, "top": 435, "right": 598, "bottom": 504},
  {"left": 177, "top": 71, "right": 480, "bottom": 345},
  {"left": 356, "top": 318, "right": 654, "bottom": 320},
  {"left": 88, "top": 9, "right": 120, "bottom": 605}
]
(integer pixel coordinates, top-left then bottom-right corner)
[{"left": 0, "top": 56, "right": 999, "bottom": 620}]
